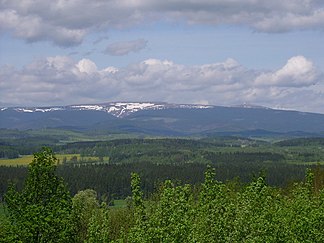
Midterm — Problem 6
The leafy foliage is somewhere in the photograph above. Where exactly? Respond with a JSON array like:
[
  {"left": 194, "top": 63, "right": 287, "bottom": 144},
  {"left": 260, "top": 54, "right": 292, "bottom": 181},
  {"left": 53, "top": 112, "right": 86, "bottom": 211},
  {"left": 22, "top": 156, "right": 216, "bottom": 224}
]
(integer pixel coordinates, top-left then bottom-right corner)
[
  {"left": 4, "top": 148, "right": 74, "bottom": 242},
  {"left": 71, "top": 189, "right": 135, "bottom": 243},
  {"left": 123, "top": 169, "right": 324, "bottom": 243},
  {"left": 1, "top": 146, "right": 324, "bottom": 242},
  {"left": 72, "top": 189, "right": 100, "bottom": 242}
]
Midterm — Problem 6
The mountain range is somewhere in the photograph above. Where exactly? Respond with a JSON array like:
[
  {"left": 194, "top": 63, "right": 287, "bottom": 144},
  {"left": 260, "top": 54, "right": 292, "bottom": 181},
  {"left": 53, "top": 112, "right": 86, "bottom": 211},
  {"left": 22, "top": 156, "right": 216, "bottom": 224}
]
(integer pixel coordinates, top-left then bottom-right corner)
[{"left": 1, "top": 102, "right": 324, "bottom": 137}]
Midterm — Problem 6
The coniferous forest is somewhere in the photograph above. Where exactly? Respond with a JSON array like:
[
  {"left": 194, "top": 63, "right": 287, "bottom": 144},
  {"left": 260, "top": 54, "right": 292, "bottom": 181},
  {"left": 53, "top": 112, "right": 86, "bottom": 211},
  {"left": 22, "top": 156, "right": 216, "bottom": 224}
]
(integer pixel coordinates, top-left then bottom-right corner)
[
  {"left": 1, "top": 133, "right": 324, "bottom": 242},
  {"left": 0, "top": 144, "right": 324, "bottom": 242}
]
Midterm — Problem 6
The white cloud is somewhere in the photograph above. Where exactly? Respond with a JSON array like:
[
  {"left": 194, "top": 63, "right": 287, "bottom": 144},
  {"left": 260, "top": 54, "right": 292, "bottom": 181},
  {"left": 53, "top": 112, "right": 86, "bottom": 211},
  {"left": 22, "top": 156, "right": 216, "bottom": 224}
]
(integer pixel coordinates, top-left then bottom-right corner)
[
  {"left": 1, "top": 55, "right": 323, "bottom": 113},
  {"left": 0, "top": 8, "right": 86, "bottom": 46},
  {"left": 76, "top": 59, "right": 98, "bottom": 74},
  {"left": 104, "top": 39, "right": 148, "bottom": 56},
  {"left": 0, "top": 0, "right": 323, "bottom": 46},
  {"left": 255, "top": 56, "right": 320, "bottom": 87}
]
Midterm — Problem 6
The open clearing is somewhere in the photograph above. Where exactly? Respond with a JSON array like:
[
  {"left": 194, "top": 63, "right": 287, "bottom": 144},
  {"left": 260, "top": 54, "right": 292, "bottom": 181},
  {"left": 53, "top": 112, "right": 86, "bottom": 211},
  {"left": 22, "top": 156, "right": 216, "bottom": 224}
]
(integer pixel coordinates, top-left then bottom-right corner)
[{"left": 0, "top": 154, "right": 107, "bottom": 166}]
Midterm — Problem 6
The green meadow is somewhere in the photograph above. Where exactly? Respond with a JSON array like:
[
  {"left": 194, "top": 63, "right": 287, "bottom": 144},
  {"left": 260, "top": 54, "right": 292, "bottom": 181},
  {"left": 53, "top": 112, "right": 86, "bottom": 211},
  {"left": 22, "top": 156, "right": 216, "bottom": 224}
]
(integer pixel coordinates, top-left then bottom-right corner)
[{"left": 0, "top": 154, "right": 108, "bottom": 166}]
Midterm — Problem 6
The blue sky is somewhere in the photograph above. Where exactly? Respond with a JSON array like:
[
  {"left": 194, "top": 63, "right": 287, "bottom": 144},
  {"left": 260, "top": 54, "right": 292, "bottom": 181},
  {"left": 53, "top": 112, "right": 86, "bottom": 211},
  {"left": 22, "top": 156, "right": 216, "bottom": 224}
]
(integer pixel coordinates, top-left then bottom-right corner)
[{"left": 1, "top": 0, "right": 324, "bottom": 113}]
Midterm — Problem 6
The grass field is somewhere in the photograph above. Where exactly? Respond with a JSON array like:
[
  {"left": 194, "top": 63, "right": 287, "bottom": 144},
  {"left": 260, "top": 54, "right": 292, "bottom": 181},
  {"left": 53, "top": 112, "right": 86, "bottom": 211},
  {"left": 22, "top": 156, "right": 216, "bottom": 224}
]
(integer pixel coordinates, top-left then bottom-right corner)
[{"left": 0, "top": 154, "right": 108, "bottom": 166}]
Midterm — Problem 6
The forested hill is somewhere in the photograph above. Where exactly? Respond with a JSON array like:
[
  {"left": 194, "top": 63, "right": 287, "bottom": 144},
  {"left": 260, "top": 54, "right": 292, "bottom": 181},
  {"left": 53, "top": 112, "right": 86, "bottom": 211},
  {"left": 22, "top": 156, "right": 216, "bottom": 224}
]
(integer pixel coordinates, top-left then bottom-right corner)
[{"left": 1, "top": 102, "right": 324, "bottom": 136}]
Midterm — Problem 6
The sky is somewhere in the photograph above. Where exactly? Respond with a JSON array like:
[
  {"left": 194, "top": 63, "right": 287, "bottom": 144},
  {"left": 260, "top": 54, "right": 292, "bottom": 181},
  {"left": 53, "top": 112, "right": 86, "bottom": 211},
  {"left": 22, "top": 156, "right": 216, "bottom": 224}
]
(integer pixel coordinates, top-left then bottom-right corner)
[{"left": 0, "top": 0, "right": 324, "bottom": 114}]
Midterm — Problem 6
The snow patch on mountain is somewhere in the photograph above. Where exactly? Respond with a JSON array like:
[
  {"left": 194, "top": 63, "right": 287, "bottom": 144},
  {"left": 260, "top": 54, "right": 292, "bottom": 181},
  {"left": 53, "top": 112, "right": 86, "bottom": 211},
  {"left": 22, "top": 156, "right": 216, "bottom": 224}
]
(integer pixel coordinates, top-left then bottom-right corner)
[
  {"left": 3, "top": 102, "right": 259, "bottom": 118},
  {"left": 15, "top": 108, "right": 34, "bottom": 113},
  {"left": 71, "top": 105, "right": 104, "bottom": 111},
  {"left": 110, "top": 102, "right": 164, "bottom": 117},
  {"left": 14, "top": 107, "right": 64, "bottom": 113},
  {"left": 68, "top": 102, "right": 166, "bottom": 117},
  {"left": 35, "top": 108, "right": 65, "bottom": 112}
]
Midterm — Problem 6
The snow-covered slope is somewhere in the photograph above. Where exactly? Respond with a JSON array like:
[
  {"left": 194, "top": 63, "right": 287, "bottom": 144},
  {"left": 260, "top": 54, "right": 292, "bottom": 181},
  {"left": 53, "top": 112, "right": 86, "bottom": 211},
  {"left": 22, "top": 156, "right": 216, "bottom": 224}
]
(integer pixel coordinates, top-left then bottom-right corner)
[
  {"left": 70, "top": 102, "right": 167, "bottom": 117},
  {"left": 6, "top": 102, "right": 214, "bottom": 118}
]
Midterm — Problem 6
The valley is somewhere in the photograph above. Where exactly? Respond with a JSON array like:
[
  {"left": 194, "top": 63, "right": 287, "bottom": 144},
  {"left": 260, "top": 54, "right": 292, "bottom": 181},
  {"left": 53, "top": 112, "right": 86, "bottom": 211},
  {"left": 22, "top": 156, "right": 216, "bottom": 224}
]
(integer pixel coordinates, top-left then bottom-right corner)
[
  {"left": 1, "top": 102, "right": 324, "bottom": 242},
  {"left": 1, "top": 128, "right": 324, "bottom": 198}
]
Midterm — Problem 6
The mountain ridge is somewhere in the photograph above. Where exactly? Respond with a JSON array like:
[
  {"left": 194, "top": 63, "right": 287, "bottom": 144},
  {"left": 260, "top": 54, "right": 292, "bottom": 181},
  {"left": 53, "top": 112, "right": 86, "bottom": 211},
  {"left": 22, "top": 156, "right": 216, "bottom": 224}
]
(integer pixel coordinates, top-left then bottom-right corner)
[
  {"left": 1, "top": 102, "right": 324, "bottom": 136},
  {"left": 1, "top": 102, "right": 216, "bottom": 118}
]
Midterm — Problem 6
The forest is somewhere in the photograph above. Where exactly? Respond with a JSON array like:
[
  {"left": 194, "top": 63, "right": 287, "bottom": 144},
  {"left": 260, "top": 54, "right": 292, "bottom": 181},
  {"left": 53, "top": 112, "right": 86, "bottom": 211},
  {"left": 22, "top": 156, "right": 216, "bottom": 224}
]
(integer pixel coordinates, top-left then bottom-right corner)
[
  {"left": 0, "top": 148, "right": 323, "bottom": 242},
  {"left": 1, "top": 136, "right": 324, "bottom": 199},
  {"left": 1, "top": 130, "right": 324, "bottom": 242}
]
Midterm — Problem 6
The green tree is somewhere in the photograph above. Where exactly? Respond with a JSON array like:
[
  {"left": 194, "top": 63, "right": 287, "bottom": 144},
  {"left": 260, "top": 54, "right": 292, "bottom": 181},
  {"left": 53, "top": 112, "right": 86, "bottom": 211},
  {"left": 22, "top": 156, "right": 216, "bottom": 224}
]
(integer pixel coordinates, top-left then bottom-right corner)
[
  {"left": 148, "top": 181, "right": 193, "bottom": 242},
  {"left": 192, "top": 165, "right": 232, "bottom": 242},
  {"left": 127, "top": 173, "right": 194, "bottom": 242},
  {"left": 127, "top": 173, "right": 147, "bottom": 242},
  {"left": 4, "top": 147, "right": 74, "bottom": 242},
  {"left": 72, "top": 189, "right": 100, "bottom": 242},
  {"left": 85, "top": 202, "right": 110, "bottom": 243}
]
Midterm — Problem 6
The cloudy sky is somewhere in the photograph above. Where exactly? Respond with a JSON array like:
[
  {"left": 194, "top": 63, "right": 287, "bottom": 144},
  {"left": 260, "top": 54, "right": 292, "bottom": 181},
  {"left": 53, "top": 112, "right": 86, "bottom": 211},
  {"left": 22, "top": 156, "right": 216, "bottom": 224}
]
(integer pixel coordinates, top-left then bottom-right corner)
[{"left": 1, "top": 0, "right": 324, "bottom": 113}]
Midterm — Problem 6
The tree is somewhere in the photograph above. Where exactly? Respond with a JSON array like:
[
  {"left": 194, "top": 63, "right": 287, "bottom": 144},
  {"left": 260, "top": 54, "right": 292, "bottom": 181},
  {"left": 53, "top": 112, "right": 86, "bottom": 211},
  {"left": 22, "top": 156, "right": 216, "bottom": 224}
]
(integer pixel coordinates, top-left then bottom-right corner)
[
  {"left": 72, "top": 189, "right": 100, "bottom": 242},
  {"left": 4, "top": 147, "right": 74, "bottom": 242}
]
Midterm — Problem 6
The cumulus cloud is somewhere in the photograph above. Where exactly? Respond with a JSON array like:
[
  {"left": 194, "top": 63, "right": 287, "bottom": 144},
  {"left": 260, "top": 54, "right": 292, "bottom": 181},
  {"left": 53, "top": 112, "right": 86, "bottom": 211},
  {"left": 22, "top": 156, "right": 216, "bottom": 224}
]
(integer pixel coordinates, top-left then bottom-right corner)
[
  {"left": 0, "top": 0, "right": 323, "bottom": 46},
  {"left": 0, "top": 55, "right": 323, "bottom": 113},
  {"left": 104, "top": 39, "right": 148, "bottom": 56},
  {"left": 0, "top": 0, "right": 143, "bottom": 46},
  {"left": 255, "top": 56, "right": 320, "bottom": 87},
  {"left": 0, "top": 8, "right": 86, "bottom": 46},
  {"left": 76, "top": 59, "right": 98, "bottom": 74}
]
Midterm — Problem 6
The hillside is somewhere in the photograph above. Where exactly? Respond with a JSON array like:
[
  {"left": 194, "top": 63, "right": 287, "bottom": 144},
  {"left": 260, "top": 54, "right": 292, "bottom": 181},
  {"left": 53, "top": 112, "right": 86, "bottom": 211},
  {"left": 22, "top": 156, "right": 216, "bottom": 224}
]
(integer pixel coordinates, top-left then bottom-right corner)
[{"left": 1, "top": 102, "right": 324, "bottom": 136}]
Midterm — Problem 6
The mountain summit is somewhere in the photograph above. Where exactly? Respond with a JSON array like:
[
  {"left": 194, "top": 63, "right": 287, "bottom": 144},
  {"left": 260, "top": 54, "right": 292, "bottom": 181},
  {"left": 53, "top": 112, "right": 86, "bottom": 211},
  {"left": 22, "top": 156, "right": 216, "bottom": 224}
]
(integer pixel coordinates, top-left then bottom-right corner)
[{"left": 68, "top": 102, "right": 213, "bottom": 118}]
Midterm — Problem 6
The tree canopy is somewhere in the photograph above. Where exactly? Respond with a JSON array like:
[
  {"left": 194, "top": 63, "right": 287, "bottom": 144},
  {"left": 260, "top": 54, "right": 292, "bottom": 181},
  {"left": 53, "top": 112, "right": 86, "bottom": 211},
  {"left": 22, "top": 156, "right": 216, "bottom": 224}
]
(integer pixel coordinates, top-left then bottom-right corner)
[{"left": 4, "top": 148, "right": 74, "bottom": 242}]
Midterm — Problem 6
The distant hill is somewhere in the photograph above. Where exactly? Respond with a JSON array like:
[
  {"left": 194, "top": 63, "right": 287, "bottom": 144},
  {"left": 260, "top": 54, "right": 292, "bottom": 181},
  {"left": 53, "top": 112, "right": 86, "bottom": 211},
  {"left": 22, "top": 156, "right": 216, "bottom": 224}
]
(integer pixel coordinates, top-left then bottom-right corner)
[{"left": 1, "top": 102, "right": 324, "bottom": 137}]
